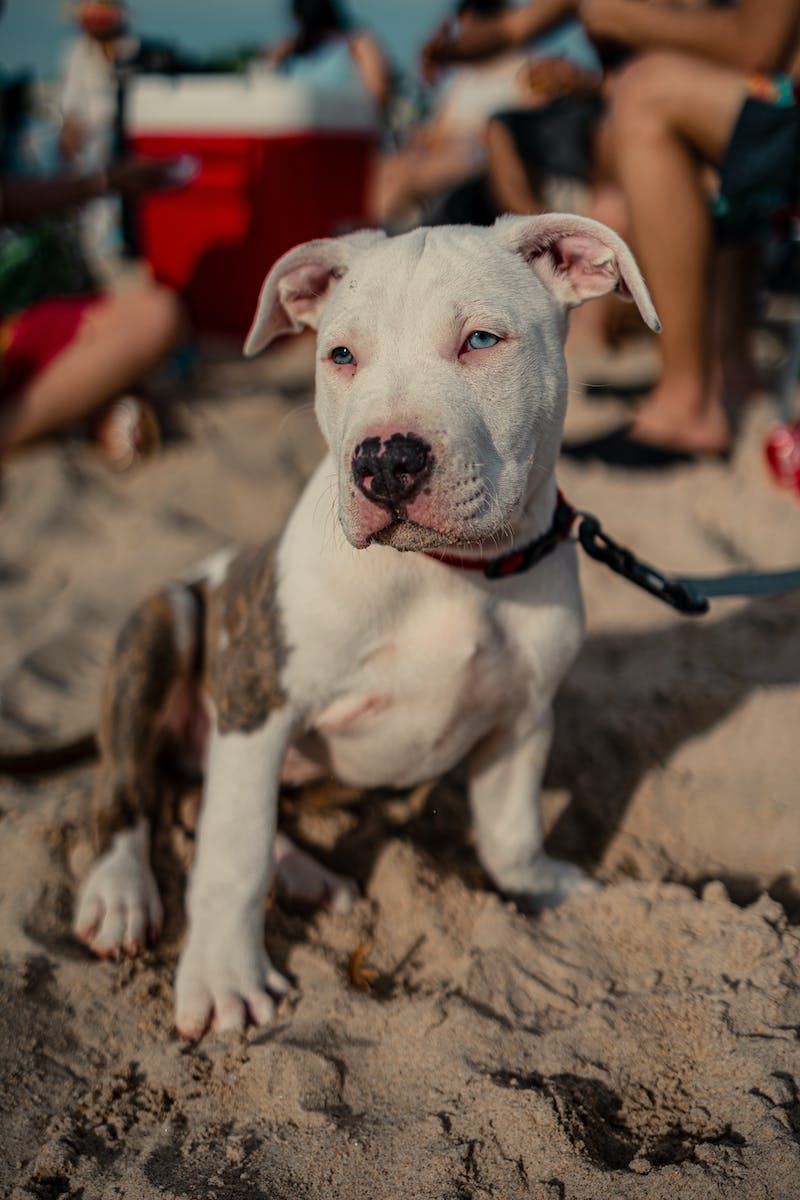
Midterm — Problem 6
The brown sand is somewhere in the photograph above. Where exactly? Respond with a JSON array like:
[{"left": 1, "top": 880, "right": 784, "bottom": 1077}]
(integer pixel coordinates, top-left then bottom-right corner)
[{"left": 0, "top": 337, "right": 798, "bottom": 1199}]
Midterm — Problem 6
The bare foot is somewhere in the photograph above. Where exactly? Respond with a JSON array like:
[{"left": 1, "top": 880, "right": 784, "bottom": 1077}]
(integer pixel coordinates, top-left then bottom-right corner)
[{"left": 630, "top": 386, "right": 732, "bottom": 457}]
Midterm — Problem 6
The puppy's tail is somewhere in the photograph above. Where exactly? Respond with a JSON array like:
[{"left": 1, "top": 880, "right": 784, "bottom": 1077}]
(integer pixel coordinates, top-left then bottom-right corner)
[{"left": 0, "top": 731, "right": 98, "bottom": 776}]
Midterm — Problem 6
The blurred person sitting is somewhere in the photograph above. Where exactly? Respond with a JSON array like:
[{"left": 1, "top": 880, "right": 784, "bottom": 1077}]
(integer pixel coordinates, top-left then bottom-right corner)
[
  {"left": 484, "top": 54, "right": 601, "bottom": 218},
  {"left": 571, "top": 0, "right": 800, "bottom": 460},
  {"left": 59, "top": 0, "right": 198, "bottom": 276},
  {"left": 59, "top": 2, "right": 130, "bottom": 172},
  {"left": 417, "top": 0, "right": 602, "bottom": 226},
  {"left": 58, "top": 1, "right": 135, "bottom": 275},
  {"left": 0, "top": 158, "right": 188, "bottom": 467},
  {"left": 370, "top": 0, "right": 532, "bottom": 227},
  {"left": 265, "top": 0, "right": 392, "bottom": 115},
  {"left": 422, "top": 0, "right": 590, "bottom": 76}
]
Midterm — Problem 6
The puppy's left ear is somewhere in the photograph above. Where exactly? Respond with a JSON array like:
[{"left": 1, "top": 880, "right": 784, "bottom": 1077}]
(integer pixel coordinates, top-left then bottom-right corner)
[
  {"left": 244, "top": 228, "right": 387, "bottom": 357},
  {"left": 495, "top": 213, "right": 661, "bottom": 332}
]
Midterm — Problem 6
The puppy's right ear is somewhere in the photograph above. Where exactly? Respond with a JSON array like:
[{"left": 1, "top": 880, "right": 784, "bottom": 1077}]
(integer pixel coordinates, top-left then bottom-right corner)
[{"left": 244, "top": 229, "right": 386, "bottom": 357}]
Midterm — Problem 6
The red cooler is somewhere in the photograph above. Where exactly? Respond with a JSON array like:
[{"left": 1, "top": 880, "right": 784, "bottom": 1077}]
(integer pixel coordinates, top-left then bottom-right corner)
[{"left": 128, "top": 74, "right": 379, "bottom": 336}]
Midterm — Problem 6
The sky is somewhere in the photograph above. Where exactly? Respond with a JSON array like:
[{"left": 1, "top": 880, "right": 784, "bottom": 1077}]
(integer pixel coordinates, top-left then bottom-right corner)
[{"left": 1, "top": 0, "right": 453, "bottom": 82}]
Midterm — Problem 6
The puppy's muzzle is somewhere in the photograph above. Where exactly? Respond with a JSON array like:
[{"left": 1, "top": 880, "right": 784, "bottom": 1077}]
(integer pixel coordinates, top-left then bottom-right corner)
[{"left": 352, "top": 433, "right": 432, "bottom": 511}]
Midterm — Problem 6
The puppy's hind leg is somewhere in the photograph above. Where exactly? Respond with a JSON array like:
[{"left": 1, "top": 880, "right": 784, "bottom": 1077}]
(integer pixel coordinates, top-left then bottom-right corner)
[
  {"left": 273, "top": 832, "right": 358, "bottom": 915},
  {"left": 74, "top": 586, "right": 202, "bottom": 958}
]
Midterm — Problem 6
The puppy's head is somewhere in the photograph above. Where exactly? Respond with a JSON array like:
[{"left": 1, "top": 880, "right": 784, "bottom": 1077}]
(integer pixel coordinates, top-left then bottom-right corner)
[{"left": 245, "top": 216, "right": 659, "bottom": 551}]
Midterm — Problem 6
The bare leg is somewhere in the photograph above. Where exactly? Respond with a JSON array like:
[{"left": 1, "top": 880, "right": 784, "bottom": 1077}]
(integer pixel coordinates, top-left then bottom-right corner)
[
  {"left": 485, "top": 117, "right": 545, "bottom": 216},
  {"left": 0, "top": 280, "right": 186, "bottom": 453},
  {"left": 609, "top": 52, "right": 748, "bottom": 454},
  {"left": 368, "top": 138, "right": 484, "bottom": 225}
]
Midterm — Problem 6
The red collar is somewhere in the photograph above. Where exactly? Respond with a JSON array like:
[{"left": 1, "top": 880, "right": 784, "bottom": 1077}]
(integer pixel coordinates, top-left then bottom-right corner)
[{"left": 424, "top": 490, "right": 576, "bottom": 579}]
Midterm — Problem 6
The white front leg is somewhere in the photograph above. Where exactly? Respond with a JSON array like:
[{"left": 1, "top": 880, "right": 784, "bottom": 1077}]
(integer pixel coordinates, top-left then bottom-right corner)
[
  {"left": 468, "top": 708, "right": 596, "bottom": 908},
  {"left": 175, "top": 710, "right": 294, "bottom": 1038}
]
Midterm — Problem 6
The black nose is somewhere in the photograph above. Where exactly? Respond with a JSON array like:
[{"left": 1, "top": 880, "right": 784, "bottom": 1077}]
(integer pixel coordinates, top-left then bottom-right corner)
[{"left": 352, "top": 433, "right": 431, "bottom": 509}]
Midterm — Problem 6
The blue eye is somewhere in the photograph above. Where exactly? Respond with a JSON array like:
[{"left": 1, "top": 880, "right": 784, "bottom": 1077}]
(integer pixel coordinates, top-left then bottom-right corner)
[
  {"left": 465, "top": 330, "right": 500, "bottom": 351},
  {"left": 331, "top": 346, "right": 355, "bottom": 365}
]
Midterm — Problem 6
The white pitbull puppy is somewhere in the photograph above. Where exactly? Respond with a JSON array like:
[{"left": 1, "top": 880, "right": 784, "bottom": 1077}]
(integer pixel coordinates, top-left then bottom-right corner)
[{"left": 73, "top": 214, "right": 659, "bottom": 1038}]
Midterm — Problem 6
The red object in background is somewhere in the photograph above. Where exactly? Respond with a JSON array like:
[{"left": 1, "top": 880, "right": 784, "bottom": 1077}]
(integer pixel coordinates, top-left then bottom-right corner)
[
  {"left": 132, "top": 131, "right": 375, "bottom": 337},
  {"left": 128, "top": 76, "right": 379, "bottom": 338},
  {"left": 764, "top": 420, "right": 800, "bottom": 495}
]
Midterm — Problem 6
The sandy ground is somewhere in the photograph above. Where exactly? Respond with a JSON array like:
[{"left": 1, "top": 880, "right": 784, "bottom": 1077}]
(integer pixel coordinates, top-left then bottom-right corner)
[{"left": 0, "top": 330, "right": 799, "bottom": 1199}]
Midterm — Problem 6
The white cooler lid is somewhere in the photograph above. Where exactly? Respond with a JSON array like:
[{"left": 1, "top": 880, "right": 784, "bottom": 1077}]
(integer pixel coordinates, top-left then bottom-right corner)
[{"left": 128, "top": 71, "right": 379, "bottom": 135}]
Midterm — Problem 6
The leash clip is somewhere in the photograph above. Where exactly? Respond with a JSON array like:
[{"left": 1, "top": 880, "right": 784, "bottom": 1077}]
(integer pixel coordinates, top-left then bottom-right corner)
[{"left": 576, "top": 514, "right": 709, "bottom": 615}]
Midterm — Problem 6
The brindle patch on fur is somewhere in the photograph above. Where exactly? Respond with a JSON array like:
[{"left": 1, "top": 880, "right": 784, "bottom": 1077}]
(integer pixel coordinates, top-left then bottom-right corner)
[
  {"left": 204, "top": 542, "right": 288, "bottom": 735},
  {"left": 93, "top": 592, "right": 184, "bottom": 851}
]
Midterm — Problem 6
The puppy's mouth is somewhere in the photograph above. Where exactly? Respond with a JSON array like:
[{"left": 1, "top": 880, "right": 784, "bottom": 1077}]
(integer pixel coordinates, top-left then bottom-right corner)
[{"left": 370, "top": 520, "right": 465, "bottom": 553}]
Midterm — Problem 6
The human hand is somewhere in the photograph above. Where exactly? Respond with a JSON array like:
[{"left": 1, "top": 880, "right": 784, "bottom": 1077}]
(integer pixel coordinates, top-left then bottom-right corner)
[{"left": 521, "top": 57, "right": 599, "bottom": 100}]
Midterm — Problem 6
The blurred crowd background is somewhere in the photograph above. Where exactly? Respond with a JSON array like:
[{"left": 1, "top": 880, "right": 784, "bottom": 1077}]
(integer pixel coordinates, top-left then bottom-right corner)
[{"left": 1, "top": 0, "right": 799, "bottom": 482}]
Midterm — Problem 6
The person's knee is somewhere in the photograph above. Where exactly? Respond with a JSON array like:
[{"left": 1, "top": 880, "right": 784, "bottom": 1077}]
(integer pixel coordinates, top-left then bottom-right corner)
[
  {"left": 609, "top": 51, "right": 685, "bottom": 136},
  {"left": 113, "top": 283, "right": 188, "bottom": 356}
]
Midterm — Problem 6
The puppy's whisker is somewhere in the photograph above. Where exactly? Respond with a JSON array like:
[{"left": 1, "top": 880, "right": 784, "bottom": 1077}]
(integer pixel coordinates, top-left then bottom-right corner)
[
  {"left": 484, "top": 481, "right": 508, "bottom": 534},
  {"left": 275, "top": 401, "right": 315, "bottom": 438},
  {"left": 528, "top": 458, "right": 552, "bottom": 479},
  {"left": 313, "top": 474, "right": 337, "bottom": 526},
  {"left": 315, "top": 475, "right": 341, "bottom": 553},
  {"left": 330, "top": 508, "right": 348, "bottom": 553},
  {"left": 322, "top": 486, "right": 342, "bottom": 553}
]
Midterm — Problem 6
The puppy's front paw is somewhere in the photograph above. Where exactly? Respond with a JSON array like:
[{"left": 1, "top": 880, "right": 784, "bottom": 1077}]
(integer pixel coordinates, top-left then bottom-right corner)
[
  {"left": 506, "top": 853, "right": 600, "bottom": 913},
  {"left": 74, "top": 826, "right": 162, "bottom": 958},
  {"left": 174, "top": 921, "right": 290, "bottom": 1040}
]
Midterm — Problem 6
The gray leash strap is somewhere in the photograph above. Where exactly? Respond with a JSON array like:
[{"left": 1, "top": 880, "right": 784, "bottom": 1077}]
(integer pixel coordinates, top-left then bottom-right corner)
[{"left": 677, "top": 567, "right": 800, "bottom": 605}]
